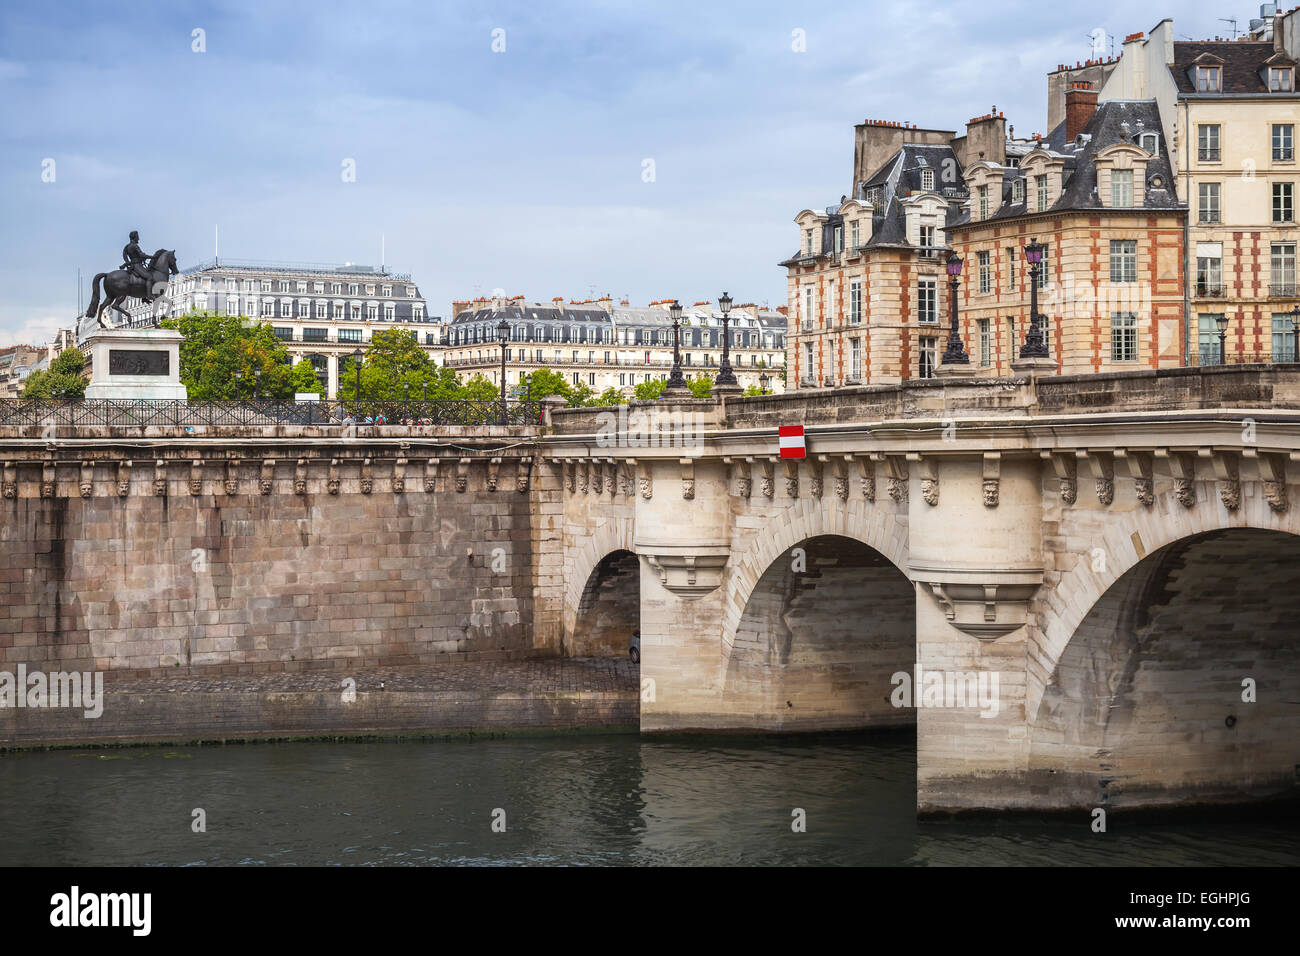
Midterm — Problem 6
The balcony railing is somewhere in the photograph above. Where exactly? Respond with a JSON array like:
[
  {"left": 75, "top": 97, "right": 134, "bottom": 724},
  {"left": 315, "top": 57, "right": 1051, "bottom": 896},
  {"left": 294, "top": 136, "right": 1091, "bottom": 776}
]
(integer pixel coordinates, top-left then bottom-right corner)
[
  {"left": 1269, "top": 283, "right": 1298, "bottom": 298},
  {"left": 1197, "top": 349, "right": 1298, "bottom": 366},
  {"left": 1194, "top": 283, "right": 1225, "bottom": 298}
]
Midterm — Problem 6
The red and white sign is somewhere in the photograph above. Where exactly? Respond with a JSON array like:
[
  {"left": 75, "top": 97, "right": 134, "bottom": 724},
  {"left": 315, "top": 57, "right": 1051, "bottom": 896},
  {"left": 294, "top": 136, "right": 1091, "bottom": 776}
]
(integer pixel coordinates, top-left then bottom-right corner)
[{"left": 778, "top": 425, "right": 806, "bottom": 459}]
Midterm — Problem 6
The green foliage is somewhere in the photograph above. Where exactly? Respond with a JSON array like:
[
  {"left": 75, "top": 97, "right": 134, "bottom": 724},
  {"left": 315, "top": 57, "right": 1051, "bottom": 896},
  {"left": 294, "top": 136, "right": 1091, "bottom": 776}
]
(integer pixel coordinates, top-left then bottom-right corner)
[
  {"left": 21, "top": 348, "right": 86, "bottom": 399},
  {"left": 162, "top": 310, "right": 298, "bottom": 399},
  {"left": 633, "top": 378, "right": 667, "bottom": 401},
  {"left": 742, "top": 384, "right": 764, "bottom": 397},
  {"left": 519, "top": 368, "right": 625, "bottom": 408},
  {"left": 589, "top": 387, "right": 624, "bottom": 406},
  {"left": 288, "top": 360, "right": 325, "bottom": 395},
  {"left": 687, "top": 375, "right": 713, "bottom": 399}
]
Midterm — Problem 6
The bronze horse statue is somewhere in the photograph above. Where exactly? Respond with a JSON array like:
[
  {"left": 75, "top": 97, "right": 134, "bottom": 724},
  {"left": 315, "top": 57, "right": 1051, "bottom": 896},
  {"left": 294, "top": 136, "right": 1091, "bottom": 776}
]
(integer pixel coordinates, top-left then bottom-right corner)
[{"left": 85, "top": 249, "right": 179, "bottom": 329}]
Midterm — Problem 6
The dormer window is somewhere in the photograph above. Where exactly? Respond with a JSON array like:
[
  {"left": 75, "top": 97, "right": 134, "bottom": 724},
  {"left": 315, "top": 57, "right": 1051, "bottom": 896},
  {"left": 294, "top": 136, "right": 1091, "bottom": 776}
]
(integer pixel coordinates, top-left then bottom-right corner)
[
  {"left": 1111, "top": 169, "right": 1133, "bottom": 206},
  {"left": 1195, "top": 65, "right": 1221, "bottom": 92},
  {"left": 1270, "top": 67, "right": 1294, "bottom": 92},
  {"left": 1036, "top": 175, "right": 1048, "bottom": 211},
  {"left": 1139, "top": 132, "right": 1158, "bottom": 155},
  {"left": 978, "top": 184, "right": 989, "bottom": 219},
  {"left": 1012, "top": 179, "right": 1024, "bottom": 204},
  {"left": 921, "top": 168, "right": 935, "bottom": 191}
]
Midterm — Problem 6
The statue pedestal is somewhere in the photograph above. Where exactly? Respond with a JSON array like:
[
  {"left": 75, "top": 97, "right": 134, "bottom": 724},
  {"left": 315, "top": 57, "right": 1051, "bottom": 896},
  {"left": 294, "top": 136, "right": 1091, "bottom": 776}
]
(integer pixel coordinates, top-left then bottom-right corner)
[
  {"left": 1010, "top": 356, "right": 1057, "bottom": 376},
  {"left": 83, "top": 328, "right": 188, "bottom": 400},
  {"left": 934, "top": 362, "right": 976, "bottom": 379}
]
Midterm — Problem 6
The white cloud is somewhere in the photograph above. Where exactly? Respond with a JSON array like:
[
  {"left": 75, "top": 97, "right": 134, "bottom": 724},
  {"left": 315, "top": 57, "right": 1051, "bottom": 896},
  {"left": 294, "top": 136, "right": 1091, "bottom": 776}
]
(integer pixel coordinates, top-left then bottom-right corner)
[{"left": 0, "top": 307, "right": 70, "bottom": 349}]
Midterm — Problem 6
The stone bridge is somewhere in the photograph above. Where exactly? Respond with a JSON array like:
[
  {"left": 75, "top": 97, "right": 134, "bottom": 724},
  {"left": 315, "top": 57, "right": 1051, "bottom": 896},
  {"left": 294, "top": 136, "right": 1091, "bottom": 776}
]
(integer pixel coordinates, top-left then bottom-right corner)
[{"left": 1, "top": 366, "right": 1298, "bottom": 814}]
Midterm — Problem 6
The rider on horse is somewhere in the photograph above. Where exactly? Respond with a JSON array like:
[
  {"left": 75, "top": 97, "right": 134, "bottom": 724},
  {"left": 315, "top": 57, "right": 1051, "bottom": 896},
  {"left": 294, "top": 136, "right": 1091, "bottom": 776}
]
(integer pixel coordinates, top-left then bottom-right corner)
[{"left": 121, "top": 231, "right": 154, "bottom": 302}]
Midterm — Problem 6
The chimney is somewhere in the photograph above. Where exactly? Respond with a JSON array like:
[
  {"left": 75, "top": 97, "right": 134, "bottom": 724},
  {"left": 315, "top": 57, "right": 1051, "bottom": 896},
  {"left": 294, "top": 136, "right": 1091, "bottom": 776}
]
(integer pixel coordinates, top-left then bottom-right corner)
[
  {"left": 597, "top": 294, "right": 613, "bottom": 313},
  {"left": 1065, "top": 80, "right": 1098, "bottom": 141}
]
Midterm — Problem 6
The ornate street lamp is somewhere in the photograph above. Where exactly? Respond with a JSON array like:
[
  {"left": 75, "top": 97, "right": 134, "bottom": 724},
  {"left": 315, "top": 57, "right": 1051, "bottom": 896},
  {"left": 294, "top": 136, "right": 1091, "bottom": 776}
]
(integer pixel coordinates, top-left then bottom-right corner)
[
  {"left": 233, "top": 369, "right": 242, "bottom": 399},
  {"left": 1019, "top": 238, "right": 1049, "bottom": 358},
  {"left": 942, "top": 253, "right": 970, "bottom": 366},
  {"left": 1288, "top": 305, "right": 1300, "bottom": 362},
  {"left": 716, "top": 291, "right": 739, "bottom": 388},
  {"left": 665, "top": 300, "right": 687, "bottom": 393},
  {"left": 1215, "top": 313, "right": 1230, "bottom": 366},
  {"left": 253, "top": 367, "right": 262, "bottom": 400},
  {"left": 497, "top": 317, "right": 510, "bottom": 423},
  {"left": 758, "top": 371, "right": 770, "bottom": 395}
]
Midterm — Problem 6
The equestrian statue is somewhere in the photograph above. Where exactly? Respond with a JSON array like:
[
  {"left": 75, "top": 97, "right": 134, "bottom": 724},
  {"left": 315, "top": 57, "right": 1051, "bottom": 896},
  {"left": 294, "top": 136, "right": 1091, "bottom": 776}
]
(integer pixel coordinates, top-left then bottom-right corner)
[{"left": 84, "top": 230, "right": 179, "bottom": 329}]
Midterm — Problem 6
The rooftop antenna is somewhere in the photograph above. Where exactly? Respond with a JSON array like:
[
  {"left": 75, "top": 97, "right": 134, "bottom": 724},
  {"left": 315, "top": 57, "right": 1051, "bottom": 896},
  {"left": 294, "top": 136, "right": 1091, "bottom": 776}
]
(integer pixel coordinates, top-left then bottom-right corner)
[
  {"left": 1218, "top": 17, "right": 1239, "bottom": 39},
  {"left": 214, "top": 224, "right": 219, "bottom": 262},
  {"left": 381, "top": 233, "right": 385, "bottom": 273}
]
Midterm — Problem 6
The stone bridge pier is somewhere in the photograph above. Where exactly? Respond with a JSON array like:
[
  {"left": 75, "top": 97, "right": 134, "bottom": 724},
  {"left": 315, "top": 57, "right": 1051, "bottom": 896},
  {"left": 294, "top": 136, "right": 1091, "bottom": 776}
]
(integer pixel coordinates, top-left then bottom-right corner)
[{"left": 550, "top": 368, "right": 1300, "bottom": 814}]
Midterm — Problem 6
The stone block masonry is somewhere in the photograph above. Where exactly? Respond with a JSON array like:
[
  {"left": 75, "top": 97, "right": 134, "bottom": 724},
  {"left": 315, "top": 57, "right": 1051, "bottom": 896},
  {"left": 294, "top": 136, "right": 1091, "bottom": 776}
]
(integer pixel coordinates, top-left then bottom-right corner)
[{"left": 0, "top": 448, "right": 542, "bottom": 678}]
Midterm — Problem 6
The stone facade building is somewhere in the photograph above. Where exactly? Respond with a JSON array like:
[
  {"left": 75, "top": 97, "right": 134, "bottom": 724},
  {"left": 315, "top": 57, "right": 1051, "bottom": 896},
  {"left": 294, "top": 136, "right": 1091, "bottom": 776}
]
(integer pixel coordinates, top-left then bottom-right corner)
[
  {"left": 443, "top": 294, "right": 787, "bottom": 396},
  {"left": 1100, "top": 13, "right": 1300, "bottom": 364}
]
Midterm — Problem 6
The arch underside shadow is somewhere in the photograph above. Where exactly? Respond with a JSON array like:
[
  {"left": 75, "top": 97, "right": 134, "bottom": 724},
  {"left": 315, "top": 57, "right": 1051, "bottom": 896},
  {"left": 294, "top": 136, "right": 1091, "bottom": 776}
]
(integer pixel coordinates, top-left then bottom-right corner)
[
  {"left": 1029, "top": 527, "right": 1300, "bottom": 808},
  {"left": 722, "top": 534, "right": 915, "bottom": 731},
  {"left": 569, "top": 549, "right": 639, "bottom": 657}
]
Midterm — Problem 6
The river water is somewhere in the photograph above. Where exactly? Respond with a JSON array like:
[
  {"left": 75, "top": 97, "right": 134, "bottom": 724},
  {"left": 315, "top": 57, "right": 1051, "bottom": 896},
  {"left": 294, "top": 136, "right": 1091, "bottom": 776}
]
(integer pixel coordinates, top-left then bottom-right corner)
[{"left": 1, "top": 732, "right": 1295, "bottom": 866}]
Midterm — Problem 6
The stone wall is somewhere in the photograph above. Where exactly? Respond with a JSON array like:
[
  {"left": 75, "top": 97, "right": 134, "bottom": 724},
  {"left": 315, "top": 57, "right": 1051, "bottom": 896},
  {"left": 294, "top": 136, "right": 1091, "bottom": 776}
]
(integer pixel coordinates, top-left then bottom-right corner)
[{"left": 0, "top": 452, "right": 539, "bottom": 677}]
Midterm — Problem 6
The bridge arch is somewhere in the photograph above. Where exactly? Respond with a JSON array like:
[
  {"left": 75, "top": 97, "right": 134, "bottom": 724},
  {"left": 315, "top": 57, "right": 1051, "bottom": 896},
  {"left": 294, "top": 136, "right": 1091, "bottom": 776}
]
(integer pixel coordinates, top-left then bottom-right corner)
[
  {"left": 1028, "top": 522, "right": 1300, "bottom": 807},
  {"left": 563, "top": 515, "right": 635, "bottom": 655},
  {"left": 1029, "top": 485, "right": 1300, "bottom": 723},
  {"left": 721, "top": 497, "right": 909, "bottom": 668}
]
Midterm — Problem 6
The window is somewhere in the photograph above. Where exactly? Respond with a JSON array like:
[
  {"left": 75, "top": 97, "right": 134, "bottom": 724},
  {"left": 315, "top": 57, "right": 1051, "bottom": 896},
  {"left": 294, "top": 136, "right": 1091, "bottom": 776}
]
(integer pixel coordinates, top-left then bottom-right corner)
[
  {"left": 1036, "top": 175, "right": 1048, "bottom": 212},
  {"left": 338, "top": 327, "right": 361, "bottom": 343},
  {"left": 272, "top": 327, "right": 294, "bottom": 341},
  {"left": 382, "top": 285, "right": 392, "bottom": 297},
  {"left": 1012, "top": 179, "right": 1024, "bottom": 204},
  {"left": 803, "top": 342, "right": 814, "bottom": 383},
  {"left": 1196, "top": 244, "right": 1223, "bottom": 296},
  {"left": 1198, "top": 125, "right": 1221, "bottom": 162},
  {"left": 330, "top": 283, "right": 341, "bottom": 294},
  {"left": 1139, "top": 132, "right": 1158, "bottom": 155},
  {"left": 850, "top": 337, "right": 862, "bottom": 380},
  {"left": 1198, "top": 314, "right": 1224, "bottom": 365},
  {"left": 919, "top": 224, "right": 935, "bottom": 255},
  {"left": 851, "top": 220, "right": 860, "bottom": 249},
  {"left": 1109, "top": 240, "right": 1137, "bottom": 283},
  {"left": 1273, "top": 181, "right": 1294, "bottom": 223},
  {"left": 1273, "top": 314, "right": 1297, "bottom": 362},
  {"left": 1271, "top": 242, "right": 1296, "bottom": 294},
  {"left": 918, "top": 278, "right": 938, "bottom": 322},
  {"left": 1274, "top": 124, "right": 1294, "bottom": 162},
  {"left": 826, "top": 342, "right": 835, "bottom": 384},
  {"left": 1270, "top": 67, "right": 1293, "bottom": 92},
  {"left": 1198, "top": 182, "right": 1221, "bottom": 223},
  {"left": 1006, "top": 247, "right": 1016, "bottom": 290},
  {"left": 1194, "top": 66, "right": 1221, "bottom": 92},
  {"left": 849, "top": 279, "right": 862, "bottom": 325},
  {"left": 348, "top": 283, "right": 358, "bottom": 296},
  {"left": 978, "top": 185, "right": 989, "bottom": 219},
  {"left": 384, "top": 305, "right": 395, "bottom": 321},
  {"left": 225, "top": 298, "right": 238, "bottom": 316},
  {"left": 1111, "top": 313, "right": 1138, "bottom": 362},
  {"left": 834, "top": 225, "right": 843, "bottom": 254},
  {"left": 302, "top": 328, "right": 327, "bottom": 342},
  {"left": 804, "top": 286, "right": 814, "bottom": 329},
  {"left": 918, "top": 337, "right": 937, "bottom": 379},
  {"left": 367, "top": 305, "right": 378, "bottom": 320},
  {"left": 978, "top": 319, "right": 991, "bottom": 367},
  {"left": 978, "top": 251, "right": 991, "bottom": 293},
  {"left": 1037, "top": 245, "right": 1051, "bottom": 290},
  {"left": 804, "top": 230, "right": 813, "bottom": 255},
  {"left": 921, "top": 168, "right": 935, "bottom": 191},
  {"left": 1110, "top": 169, "right": 1133, "bottom": 206}
]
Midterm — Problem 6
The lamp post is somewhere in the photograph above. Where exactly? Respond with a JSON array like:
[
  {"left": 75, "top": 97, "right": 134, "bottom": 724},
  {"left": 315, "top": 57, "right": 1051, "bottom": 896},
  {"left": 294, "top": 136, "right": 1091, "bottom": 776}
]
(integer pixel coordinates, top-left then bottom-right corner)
[
  {"left": 942, "top": 253, "right": 970, "bottom": 366},
  {"left": 715, "top": 291, "right": 739, "bottom": 390},
  {"left": 233, "top": 369, "right": 242, "bottom": 400},
  {"left": 759, "top": 371, "right": 770, "bottom": 395},
  {"left": 1216, "top": 313, "right": 1229, "bottom": 366},
  {"left": 253, "top": 367, "right": 262, "bottom": 400},
  {"left": 497, "top": 317, "right": 510, "bottom": 424},
  {"left": 1019, "top": 238, "right": 1049, "bottom": 358},
  {"left": 664, "top": 300, "right": 688, "bottom": 395},
  {"left": 1288, "top": 305, "right": 1300, "bottom": 362}
]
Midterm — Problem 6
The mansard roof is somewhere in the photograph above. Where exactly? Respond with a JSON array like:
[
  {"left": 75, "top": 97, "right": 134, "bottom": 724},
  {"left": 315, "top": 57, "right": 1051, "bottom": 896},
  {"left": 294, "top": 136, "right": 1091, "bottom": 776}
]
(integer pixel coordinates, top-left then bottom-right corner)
[{"left": 1171, "top": 40, "right": 1296, "bottom": 94}]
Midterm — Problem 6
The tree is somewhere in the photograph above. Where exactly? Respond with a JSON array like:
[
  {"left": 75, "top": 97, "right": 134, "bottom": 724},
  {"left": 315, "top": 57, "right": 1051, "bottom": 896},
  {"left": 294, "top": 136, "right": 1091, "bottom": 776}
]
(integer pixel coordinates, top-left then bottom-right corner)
[
  {"left": 520, "top": 368, "right": 571, "bottom": 401},
  {"left": 633, "top": 377, "right": 667, "bottom": 401},
  {"left": 742, "top": 384, "right": 764, "bottom": 397},
  {"left": 687, "top": 375, "right": 713, "bottom": 399},
  {"left": 288, "top": 360, "right": 325, "bottom": 396},
  {"left": 21, "top": 348, "right": 86, "bottom": 399},
  {"left": 589, "top": 387, "right": 624, "bottom": 406},
  {"left": 162, "top": 310, "right": 297, "bottom": 399}
]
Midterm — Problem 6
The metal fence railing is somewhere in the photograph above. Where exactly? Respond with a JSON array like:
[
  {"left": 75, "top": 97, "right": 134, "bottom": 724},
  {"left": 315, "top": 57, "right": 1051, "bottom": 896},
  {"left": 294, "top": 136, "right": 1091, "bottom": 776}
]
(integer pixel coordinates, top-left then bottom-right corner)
[
  {"left": 0, "top": 399, "right": 544, "bottom": 428},
  {"left": 1196, "top": 349, "right": 1299, "bottom": 366}
]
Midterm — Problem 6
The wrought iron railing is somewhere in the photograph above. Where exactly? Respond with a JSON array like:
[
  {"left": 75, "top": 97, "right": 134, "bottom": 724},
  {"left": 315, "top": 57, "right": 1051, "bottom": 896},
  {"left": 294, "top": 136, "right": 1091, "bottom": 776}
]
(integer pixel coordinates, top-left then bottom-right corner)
[
  {"left": 1196, "top": 349, "right": 1299, "bottom": 366},
  {"left": 0, "top": 399, "right": 543, "bottom": 428}
]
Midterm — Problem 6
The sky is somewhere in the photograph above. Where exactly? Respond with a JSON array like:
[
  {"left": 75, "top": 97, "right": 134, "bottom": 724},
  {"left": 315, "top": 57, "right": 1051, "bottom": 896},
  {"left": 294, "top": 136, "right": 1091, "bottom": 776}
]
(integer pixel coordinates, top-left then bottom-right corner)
[{"left": 0, "top": 0, "right": 1265, "bottom": 346}]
